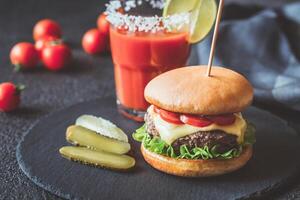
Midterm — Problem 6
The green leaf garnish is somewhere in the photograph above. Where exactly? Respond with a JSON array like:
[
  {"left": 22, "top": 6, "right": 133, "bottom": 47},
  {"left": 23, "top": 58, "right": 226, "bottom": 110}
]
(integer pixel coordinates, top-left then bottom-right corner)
[
  {"left": 244, "top": 122, "right": 256, "bottom": 145},
  {"left": 132, "top": 124, "right": 146, "bottom": 142},
  {"left": 132, "top": 122, "right": 256, "bottom": 160}
]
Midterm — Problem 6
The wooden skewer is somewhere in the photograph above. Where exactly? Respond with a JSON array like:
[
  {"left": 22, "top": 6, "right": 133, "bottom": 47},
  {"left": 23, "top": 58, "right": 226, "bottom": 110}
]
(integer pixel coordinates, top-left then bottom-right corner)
[{"left": 206, "top": 0, "right": 225, "bottom": 77}]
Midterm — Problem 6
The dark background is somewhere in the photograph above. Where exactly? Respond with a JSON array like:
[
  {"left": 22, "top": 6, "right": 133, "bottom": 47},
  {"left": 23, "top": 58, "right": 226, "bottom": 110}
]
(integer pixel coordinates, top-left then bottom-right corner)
[{"left": 0, "top": 0, "right": 299, "bottom": 199}]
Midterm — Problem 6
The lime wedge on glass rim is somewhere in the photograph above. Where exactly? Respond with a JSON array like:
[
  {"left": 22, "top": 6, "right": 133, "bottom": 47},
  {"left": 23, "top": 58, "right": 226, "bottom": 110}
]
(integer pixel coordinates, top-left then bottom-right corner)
[{"left": 163, "top": 0, "right": 217, "bottom": 43}]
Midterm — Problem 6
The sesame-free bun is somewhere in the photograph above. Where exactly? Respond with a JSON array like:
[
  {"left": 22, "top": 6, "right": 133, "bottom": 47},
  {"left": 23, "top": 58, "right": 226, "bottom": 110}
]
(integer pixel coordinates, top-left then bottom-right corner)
[
  {"left": 144, "top": 66, "right": 253, "bottom": 115},
  {"left": 141, "top": 145, "right": 253, "bottom": 177}
]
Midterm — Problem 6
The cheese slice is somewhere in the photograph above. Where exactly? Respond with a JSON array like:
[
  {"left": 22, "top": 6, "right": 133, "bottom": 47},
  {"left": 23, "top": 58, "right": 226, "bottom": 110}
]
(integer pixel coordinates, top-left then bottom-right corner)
[{"left": 148, "top": 106, "right": 247, "bottom": 145}]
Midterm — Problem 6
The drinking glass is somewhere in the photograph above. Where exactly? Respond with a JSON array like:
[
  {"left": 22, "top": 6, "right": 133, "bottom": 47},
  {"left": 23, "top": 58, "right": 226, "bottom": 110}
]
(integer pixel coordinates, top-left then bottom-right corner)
[{"left": 106, "top": 0, "right": 191, "bottom": 121}]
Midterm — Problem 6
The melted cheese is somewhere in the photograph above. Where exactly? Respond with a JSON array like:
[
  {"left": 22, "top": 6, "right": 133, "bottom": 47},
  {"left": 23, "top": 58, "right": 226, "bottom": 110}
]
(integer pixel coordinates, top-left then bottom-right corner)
[{"left": 148, "top": 106, "right": 247, "bottom": 145}]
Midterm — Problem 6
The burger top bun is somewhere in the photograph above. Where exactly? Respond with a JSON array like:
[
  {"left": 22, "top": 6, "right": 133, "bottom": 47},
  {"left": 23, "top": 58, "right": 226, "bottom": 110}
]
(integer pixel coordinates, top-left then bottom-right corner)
[{"left": 144, "top": 66, "right": 253, "bottom": 115}]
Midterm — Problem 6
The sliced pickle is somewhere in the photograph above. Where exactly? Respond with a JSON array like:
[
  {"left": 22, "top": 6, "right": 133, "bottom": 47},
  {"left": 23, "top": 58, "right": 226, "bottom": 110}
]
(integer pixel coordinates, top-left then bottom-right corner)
[
  {"left": 66, "top": 125, "right": 130, "bottom": 155},
  {"left": 59, "top": 146, "right": 135, "bottom": 170},
  {"left": 75, "top": 115, "right": 128, "bottom": 142}
]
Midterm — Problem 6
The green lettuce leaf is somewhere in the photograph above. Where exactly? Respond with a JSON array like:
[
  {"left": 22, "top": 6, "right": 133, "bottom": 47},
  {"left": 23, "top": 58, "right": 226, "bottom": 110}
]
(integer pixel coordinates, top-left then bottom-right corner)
[
  {"left": 244, "top": 122, "right": 256, "bottom": 145},
  {"left": 132, "top": 122, "right": 255, "bottom": 160},
  {"left": 132, "top": 124, "right": 146, "bottom": 142}
]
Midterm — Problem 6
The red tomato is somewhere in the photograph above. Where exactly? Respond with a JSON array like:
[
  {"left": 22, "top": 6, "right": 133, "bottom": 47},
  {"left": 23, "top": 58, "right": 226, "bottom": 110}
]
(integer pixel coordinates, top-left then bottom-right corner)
[
  {"left": 0, "top": 82, "right": 24, "bottom": 112},
  {"left": 209, "top": 114, "right": 236, "bottom": 126},
  {"left": 159, "top": 109, "right": 183, "bottom": 125},
  {"left": 180, "top": 114, "right": 213, "bottom": 127},
  {"left": 97, "top": 13, "right": 110, "bottom": 37},
  {"left": 153, "top": 106, "right": 160, "bottom": 114},
  {"left": 82, "top": 28, "right": 106, "bottom": 54},
  {"left": 35, "top": 35, "right": 61, "bottom": 58},
  {"left": 10, "top": 42, "right": 39, "bottom": 70},
  {"left": 33, "top": 19, "right": 62, "bottom": 41},
  {"left": 97, "top": 13, "right": 110, "bottom": 51},
  {"left": 41, "top": 44, "right": 72, "bottom": 71}
]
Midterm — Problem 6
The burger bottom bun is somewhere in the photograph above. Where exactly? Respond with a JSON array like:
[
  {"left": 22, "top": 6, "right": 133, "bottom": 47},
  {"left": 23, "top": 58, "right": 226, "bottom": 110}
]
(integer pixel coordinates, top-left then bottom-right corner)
[{"left": 141, "top": 145, "right": 253, "bottom": 177}]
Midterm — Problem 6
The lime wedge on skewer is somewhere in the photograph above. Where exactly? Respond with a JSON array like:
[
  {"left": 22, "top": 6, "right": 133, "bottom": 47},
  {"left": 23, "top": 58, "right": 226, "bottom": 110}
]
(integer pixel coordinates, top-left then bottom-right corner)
[
  {"left": 163, "top": 0, "right": 217, "bottom": 44},
  {"left": 163, "top": 0, "right": 199, "bottom": 16}
]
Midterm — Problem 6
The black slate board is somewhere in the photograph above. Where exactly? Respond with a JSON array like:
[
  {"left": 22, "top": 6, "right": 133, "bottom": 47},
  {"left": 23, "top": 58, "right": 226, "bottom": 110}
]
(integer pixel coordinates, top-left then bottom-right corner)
[{"left": 16, "top": 97, "right": 300, "bottom": 200}]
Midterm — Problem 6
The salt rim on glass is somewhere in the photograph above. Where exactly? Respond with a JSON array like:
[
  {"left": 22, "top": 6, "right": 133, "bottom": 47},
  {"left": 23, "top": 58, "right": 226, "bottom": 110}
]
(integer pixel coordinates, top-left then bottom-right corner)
[{"left": 105, "top": 0, "right": 190, "bottom": 33}]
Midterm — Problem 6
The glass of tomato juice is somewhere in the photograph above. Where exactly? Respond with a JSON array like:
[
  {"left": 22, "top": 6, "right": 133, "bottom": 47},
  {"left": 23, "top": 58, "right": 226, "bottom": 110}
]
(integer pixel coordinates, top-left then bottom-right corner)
[{"left": 106, "top": 0, "right": 191, "bottom": 121}]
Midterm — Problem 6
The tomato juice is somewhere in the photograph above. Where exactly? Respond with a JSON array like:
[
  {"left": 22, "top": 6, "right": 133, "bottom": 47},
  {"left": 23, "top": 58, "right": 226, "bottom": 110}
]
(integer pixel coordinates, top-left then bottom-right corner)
[{"left": 110, "top": 28, "right": 190, "bottom": 121}]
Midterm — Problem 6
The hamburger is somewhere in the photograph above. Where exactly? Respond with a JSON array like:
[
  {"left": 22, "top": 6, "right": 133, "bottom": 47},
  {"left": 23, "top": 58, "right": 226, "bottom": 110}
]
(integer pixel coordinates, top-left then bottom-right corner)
[{"left": 133, "top": 66, "right": 256, "bottom": 177}]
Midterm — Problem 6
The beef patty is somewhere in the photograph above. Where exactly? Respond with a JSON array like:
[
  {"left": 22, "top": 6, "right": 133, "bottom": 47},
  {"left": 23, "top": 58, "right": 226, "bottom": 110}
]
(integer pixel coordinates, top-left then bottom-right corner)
[{"left": 145, "top": 113, "right": 239, "bottom": 154}]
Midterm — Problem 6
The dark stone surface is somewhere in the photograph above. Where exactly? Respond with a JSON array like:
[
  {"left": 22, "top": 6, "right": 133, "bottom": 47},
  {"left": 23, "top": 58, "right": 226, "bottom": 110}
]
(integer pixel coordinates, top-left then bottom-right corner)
[
  {"left": 1, "top": 0, "right": 300, "bottom": 199},
  {"left": 16, "top": 98, "right": 300, "bottom": 200}
]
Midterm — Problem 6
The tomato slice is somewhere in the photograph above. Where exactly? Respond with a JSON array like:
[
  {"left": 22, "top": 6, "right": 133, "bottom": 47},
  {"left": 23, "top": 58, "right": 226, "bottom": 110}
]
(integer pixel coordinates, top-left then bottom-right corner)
[
  {"left": 153, "top": 105, "right": 235, "bottom": 127},
  {"left": 153, "top": 106, "right": 160, "bottom": 114},
  {"left": 180, "top": 114, "right": 213, "bottom": 127},
  {"left": 159, "top": 109, "right": 183, "bottom": 125},
  {"left": 210, "top": 114, "right": 236, "bottom": 126}
]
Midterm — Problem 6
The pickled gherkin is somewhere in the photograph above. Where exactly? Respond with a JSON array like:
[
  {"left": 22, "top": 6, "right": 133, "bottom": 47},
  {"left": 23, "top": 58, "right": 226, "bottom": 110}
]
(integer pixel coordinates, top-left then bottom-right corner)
[
  {"left": 66, "top": 125, "right": 130, "bottom": 155},
  {"left": 59, "top": 146, "right": 135, "bottom": 170},
  {"left": 75, "top": 115, "right": 128, "bottom": 142}
]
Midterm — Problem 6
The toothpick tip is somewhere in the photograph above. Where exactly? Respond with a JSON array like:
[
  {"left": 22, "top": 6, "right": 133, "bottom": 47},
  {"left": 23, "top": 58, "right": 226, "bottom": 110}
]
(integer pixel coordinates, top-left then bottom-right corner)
[{"left": 206, "top": 0, "right": 224, "bottom": 77}]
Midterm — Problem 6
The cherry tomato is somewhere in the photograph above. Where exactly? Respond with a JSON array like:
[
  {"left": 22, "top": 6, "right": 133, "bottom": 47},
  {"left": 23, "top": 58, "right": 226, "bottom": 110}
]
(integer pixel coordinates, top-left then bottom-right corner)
[
  {"left": 82, "top": 28, "right": 106, "bottom": 54},
  {"left": 97, "top": 13, "right": 110, "bottom": 37},
  {"left": 0, "top": 82, "right": 24, "bottom": 112},
  {"left": 180, "top": 114, "right": 213, "bottom": 127},
  {"left": 159, "top": 109, "right": 183, "bottom": 125},
  {"left": 10, "top": 42, "right": 39, "bottom": 70},
  {"left": 33, "top": 19, "right": 62, "bottom": 41},
  {"left": 35, "top": 35, "right": 61, "bottom": 58},
  {"left": 209, "top": 114, "right": 236, "bottom": 126},
  {"left": 97, "top": 13, "right": 110, "bottom": 51},
  {"left": 41, "top": 44, "right": 72, "bottom": 71}
]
